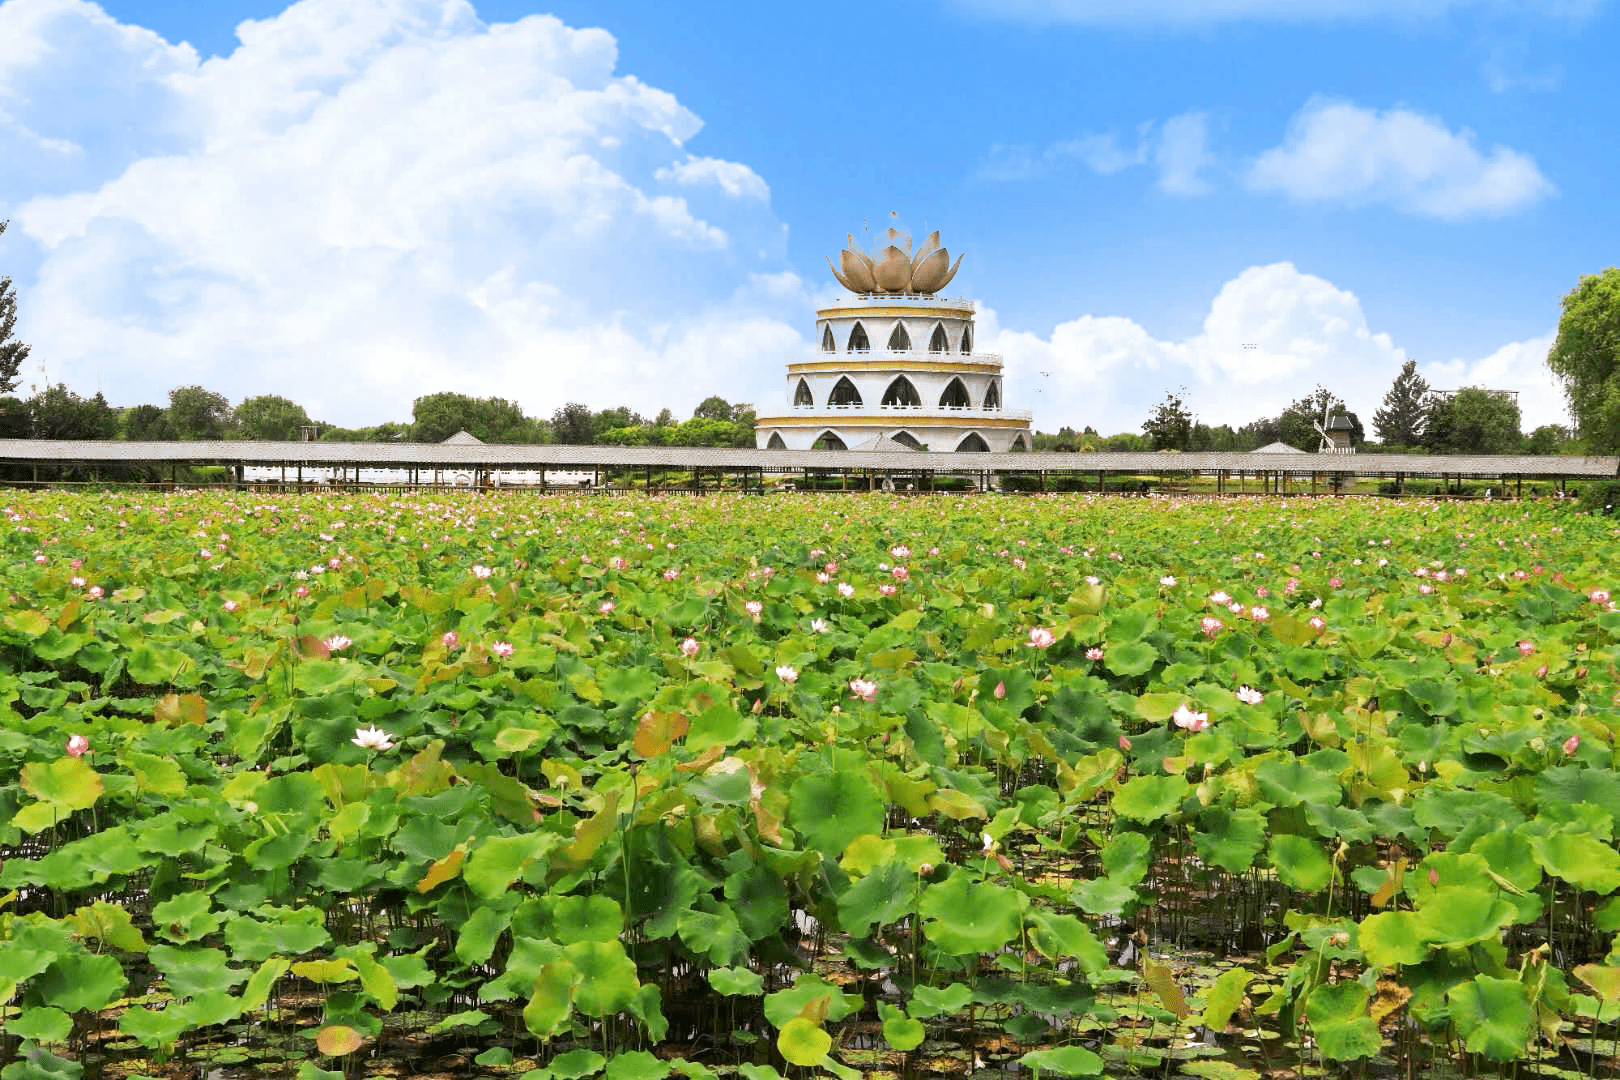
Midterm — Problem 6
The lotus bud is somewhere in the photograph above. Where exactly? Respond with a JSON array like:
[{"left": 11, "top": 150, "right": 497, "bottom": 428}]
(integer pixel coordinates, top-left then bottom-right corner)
[{"left": 994, "top": 681, "right": 1006, "bottom": 700}]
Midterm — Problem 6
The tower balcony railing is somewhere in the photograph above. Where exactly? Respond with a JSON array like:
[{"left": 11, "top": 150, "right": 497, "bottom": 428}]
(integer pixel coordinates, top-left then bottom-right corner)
[
  {"left": 830, "top": 293, "right": 977, "bottom": 310},
  {"left": 782, "top": 403, "right": 1033, "bottom": 422},
  {"left": 793, "top": 349, "right": 1003, "bottom": 366}
]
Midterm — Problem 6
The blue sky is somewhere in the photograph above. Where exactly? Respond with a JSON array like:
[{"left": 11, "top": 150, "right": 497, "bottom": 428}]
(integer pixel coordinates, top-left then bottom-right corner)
[{"left": 2, "top": 0, "right": 1615, "bottom": 433}]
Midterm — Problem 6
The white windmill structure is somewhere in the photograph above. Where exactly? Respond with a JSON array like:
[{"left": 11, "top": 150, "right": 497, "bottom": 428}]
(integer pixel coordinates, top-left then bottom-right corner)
[{"left": 1311, "top": 406, "right": 1355, "bottom": 455}]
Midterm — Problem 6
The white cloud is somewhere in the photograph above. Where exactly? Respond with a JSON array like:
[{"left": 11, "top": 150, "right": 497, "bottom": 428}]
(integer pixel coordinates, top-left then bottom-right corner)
[
  {"left": 1248, "top": 98, "right": 1553, "bottom": 218},
  {"left": 6, "top": 0, "right": 795, "bottom": 425},
  {"left": 656, "top": 155, "right": 770, "bottom": 200},
  {"left": 980, "top": 261, "right": 1568, "bottom": 434},
  {"left": 979, "top": 112, "right": 1210, "bottom": 195},
  {"left": 948, "top": 0, "right": 1607, "bottom": 27}
]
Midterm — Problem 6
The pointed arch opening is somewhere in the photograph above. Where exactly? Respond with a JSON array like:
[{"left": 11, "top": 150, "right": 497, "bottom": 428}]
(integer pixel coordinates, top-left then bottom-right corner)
[
  {"left": 794, "top": 378, "right": 814, "bottom": 406},
  {"left": 956, "top": 432, "right": 990, "bottom": 453},
  {"left": 984, "top": 379, "right": 1001, "bottom": 410},
  {"left": 821, "top": 325, "right": 835, "bottom": 352},
  {"left": 960, "top": 324, "right": 973, "bottom": 354},
  {"left": 1009, "top": 434, "right": 1028, "bottom": 452},
  {"left": 887, "top": 322, "right": 912, "bottom": 352},
  {"left": 929, "top": 323, "right": 949, "bottom": 353},
  {"left": 939, "top": 377, "right": 971, "bottom": 409},
  {"left": 812, "top": 430, "right": 847, "bottom": 451},
  {"left": 847, "top": 322, "right": 870, "bottom": 352},
  {"left": 881, "top": 376, "right": 921, "bottom": 407},
  {"left": 829, "top": 376, "right": 862, "bottom": 407},
  {"left": 766, "top": 432, "right": 787, "bottom": 450},
  {"left": 891, "top": 430, "right": 924, "bottom": 450}
]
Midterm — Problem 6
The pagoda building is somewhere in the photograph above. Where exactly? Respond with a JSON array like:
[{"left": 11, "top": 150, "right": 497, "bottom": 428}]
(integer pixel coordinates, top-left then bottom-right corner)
[{"left": 754, "top": 227, "right": 1033, "bottom": 452}]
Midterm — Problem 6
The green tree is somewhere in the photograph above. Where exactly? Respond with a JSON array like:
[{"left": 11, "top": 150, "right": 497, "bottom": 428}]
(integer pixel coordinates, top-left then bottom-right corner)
[
  {"left": 1142, "top": 388, "right": 1193, "bottom": 450},
  {"left": 692, "top": 395, "right": 738, "bottom": 422},
  {"left": 1278, "top": 386, "right": 1363, "bottom": 450},
  {"left": 0, "top": 221, "right": 28, "bottom": 394},
  {"left": 167, "top": 385, "right": 236, "bottom": 440},
  {"left": 551, "top": 402, "right": 595, "bottom": 445},
  {"left": 411, "top": 393, "right": 535, "bottom": 443},
  {"left": 236, "top": 394, "right": 311, "bottom": 440},
  {"left": 0, "top": 395, "right": 30, "bottom": 438},
  {"left": 1523, "top": 423, "right": 1575, "bottom": 456},
  {"left": 1372, "top": 360, "right": 1431, "bottom": 446},
  {"left": 121, "top": 404, "right": 173, "bottom": 440},
  {"left": 28, "top": 384, "right": 117, "bottom": 440},
  {"left": 1546, "top": 267, "right": 1620, "bottom": 452},
  {"left": 653, "top": 407, "right": 675, "bottom": 428},
  {"left": 1424, "top": 387, "right": 1521, "bottom": 454}
]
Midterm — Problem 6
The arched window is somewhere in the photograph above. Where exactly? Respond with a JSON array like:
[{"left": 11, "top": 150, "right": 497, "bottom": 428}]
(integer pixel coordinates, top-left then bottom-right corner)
[
  {"left": 821, "top": 325, "right": 835, "bottom": 352},
  {"left": 813, "top": 431, "right": 847, "bottom": 451},
  {"left": 794, "top": 378, "right": 814, "bottom": 406},
  {"left": 1009, "top": 434, "right": 1028, "bottom": 452},
  {"left": 891, "top": 430, "right": 924, "bottom": 450},
  {"left": 766, "top": 432, "right": 787, "bottom": 450},
  {"left": 887, "top": 323, "right": 911, "bottom": 351},
  {"left": 848, "top": 323, "right": 869, "bottom": 352},
  {"left": 939, "top": 377, "right": 971, "bottom": 409},
  {"left": 881, "top": 376, "right": 920, "bottom": 407},
  {"left": 929, "top": 323, "right": 949, "bottom": 353},
  {"left": 984, "top": 379, "right": 1001, "bottom": 410},
  {"left": 960, "top": 324, "right": 973, "bottom": 354},
  {"left": 830, "top": 376, "right": 862, "bottom": 406},
  {"left": 956, "top": 432, "right": 990, "bottom": 453}
]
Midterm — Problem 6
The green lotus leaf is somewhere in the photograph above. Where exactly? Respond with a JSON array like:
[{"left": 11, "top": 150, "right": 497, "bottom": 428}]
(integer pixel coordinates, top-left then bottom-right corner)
[
  {"left": 1113, "top": 775, "right": 1190, "bottom": 823},
  {"left": 1305, "top": 982, "right": 1382, "bottom": 1061},
  {"left": 707, "top": 966, "right": 764, "bottom": 996},
  {"left": 223, "top": 908, "right": 330, "bottom": 963},
  {"left": 724, "top": 863, "right": 790, "bottom": 941},
  {"left": 117, "top": 1004, "right": 190, "bottom": 1050},
  {"left": 465, "top": 833, "right": 559, "bottom": 900},
  {"left": 918, "top": 872, "right": 1026, "bottom": 955},
  {"left": 1017, "top": 1045, "right": 1104, "bottom": 1076},
  {"left": 151, "top": 891, "right": 222, "bottom": 943},
  {"left": 763, "top": 975, "right": 862, "bottom": 1028},
  {"left": 10, "top": 1006, "right": 73, "bottom": 1044},
  {"left": 565, "top": 940, "right": 641, "bottom": 1017},
  {"left": 1531, "top": 831, "right": 1620, "bottom": 893},
  {"left": 33, "top": 950, "right": 126, "bottom": 1013},
  {"left": 1026, "top": 911, "right": 1108, "bottom": 976},
  {"left": 835, "top": 858, "right": 914, "bottom": 936},
  {"left": 1253, "top": 759, "right": 1340, "bottom": 808},
  {"left": 788, "top": 768, "right": 886, "bottom": 857},
  {"left": 546, "top": 1047, "right": 606, "bottom": 1079},
  {"left": 455, "top": 903, "right": 514, "bottom": 966},
  {"left": 68, "top": 902, "right": 148, "bottom": 954},
  {"left": 1105, "top": 641, "right": 1158, "bottom": 676},
  {"left": 877, "top": 1002, "right": 927, "bottom": 1051},
  {"left": 604, "top": 1050, "right": 671, "bottom": 1080},
  {"left": 149, "top": 945, "right": 245, "bottom": 998},
  {"left": 1195, "top": 806, "right": 1268, "bottom": 873},
  {"left": 522, "top": 961, "right": 580, "bottom": 1040},
  {"left": 908, "top": 982, "right": 974, "bottom": 1019},
  {"left": 1269, "top": 835, "right": 1334, "bottom": 892},
  {"left": 553, "top": 894, "right": 624, "bottom": 944},
  {"left": 1358, "top": 910, "right": 1433, "bottom": 968},
  {"left": 1415, "top": 886, "right": 1517, "bottom": 945},
  {"left": 19, "top": 756, "right": 103, "bottom": 814},
  {"left": 1446, "top": 975, "right": 1533, "bottom": 1061},
  {"left": 1199, "top": 967, "right": 1252, "bottom": 1031},
  {"left": 776, "top": 1018, "right": 831, "bottom": 1067},
  {"left": 1536, "top": 766, "right": 1620, "bottom": 827}
]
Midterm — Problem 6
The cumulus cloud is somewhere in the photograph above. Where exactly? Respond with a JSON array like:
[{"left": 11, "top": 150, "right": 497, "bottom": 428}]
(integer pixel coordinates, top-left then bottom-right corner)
[
  {"left": 979, "top": 261, "right": 1568, "bottom": 434},
  {"left": 5, "top": 0, "right": 795, "bottom": 425},
  {"left": 947, "top": 0, "right": 1607, "bottom": 27},
  {"left": 978, "top": 112, "right": 1211, "bottom": 195},
  {"left": 1248, "top": 98, "right": 1554, "bottom": 218}
]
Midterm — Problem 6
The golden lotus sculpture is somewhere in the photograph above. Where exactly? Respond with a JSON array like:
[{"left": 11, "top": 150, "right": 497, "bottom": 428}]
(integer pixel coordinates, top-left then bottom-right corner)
[{"left": 828, "top": 228, "right": 963, "bottom": 295}]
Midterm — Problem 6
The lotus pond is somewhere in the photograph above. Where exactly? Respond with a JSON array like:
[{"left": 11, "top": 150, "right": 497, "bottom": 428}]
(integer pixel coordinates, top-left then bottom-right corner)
[{"left": 2, "top": 490, "right": 1620, "bottom": 1080}]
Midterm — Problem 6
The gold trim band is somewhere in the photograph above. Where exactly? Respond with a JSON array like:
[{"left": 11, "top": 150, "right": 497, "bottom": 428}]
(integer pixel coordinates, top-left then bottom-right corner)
[
  {"left": 787, "top": 360, "right": 1000, "bottom": 375},
  {"left": 756, "top": 416, "right": 1031, "bottom": 430}
]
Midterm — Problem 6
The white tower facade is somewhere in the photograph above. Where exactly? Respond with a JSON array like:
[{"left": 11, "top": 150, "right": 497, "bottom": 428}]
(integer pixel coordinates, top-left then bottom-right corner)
[{"left": 754, "top": 228, "right": 1033, "bottom": 453}]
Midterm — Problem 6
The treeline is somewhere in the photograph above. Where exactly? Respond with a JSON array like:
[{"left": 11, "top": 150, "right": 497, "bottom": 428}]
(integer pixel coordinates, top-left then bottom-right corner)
[
  {"left": 0, "top": 386, "right": 758, "bottom": 448},
  {"left": 1039, "top": 369, "right": 1579, "bottom": 456}
]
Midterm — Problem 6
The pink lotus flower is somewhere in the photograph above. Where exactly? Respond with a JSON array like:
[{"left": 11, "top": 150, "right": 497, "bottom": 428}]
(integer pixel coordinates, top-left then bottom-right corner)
[
  {"left": 1517, "top": 640, "right": 1535, "bottom": 656},
  {"left": 849, "top": 678, "right": 878, "bottom": 703},
  {"left": 1418, "top": 584, "right": 1433, "bottom": 595},
  {"left": 1309, "top": 616, "right": 1327, "bottom": 631},
  {"left": 878, "top": 584, "right": 897, "bottom": 597},
  {"left": 1012, "top": 557, "right": 1027, "bottom": 570},
  {"left": 608, "top": 556, "right": 628, "bottom": 571},
  {"left": 1159, "top": 575, "right": 1177, "bottom": 587},
  {"left": 1255, "top": 586, "right": 1269, "bottom": 598},
  {"left": 33, "top": 554, "right": 46, "bottom": 564},
  {"left": 71, "top": 576, "right": 86, "bottom": 588},
  {"left": 891, "top": 566, "right": 909, "bottom": 582},
  {"left": 664, "top": 568, "right": 681, "bottom": 582},
  {"left": 1026, "top": 626, "right": 1056, "bottom": 649},
  {"left": 1593, "top": 589, "right": 1612, "bottom": 605},
  {"left": 1329, "top": 577, "right": 1343, "bottom": 589},
  {"left": 1085, "top": 575, "right": 1100, "bottom": 586},
  {"left": 1236, "top": 686, "right": 1264, "bottom": 705},
  {"left": 324, "top": 634, "right": 353, "bottom": 653},
  {"left": 776, "top": 665, "right": 798, "bottom": 683},
  {"left": 811, "top": 618, "right": 829, "bottom": 634},
  {"left": 1564, "top": 734, "right": 1581, "bottom": 756},
  {"left": 491, "top": 641, "right": 515, "bottom": 658},
  {"left": 1210, "top": 590, "right": 1232, "bottom": 605},
  {"left": 816, "top": 572, "right": 831, "bottom": 584},
  {"left": 891, "top": 545, "right": 910, "bottom": 559},
  {"left": 837, "top": 582, "right": 855, "bottom": 598},
  {"left": 1249, "top": 605, "right": 1269, "bottom": 622},
  {"left": 746, "top": 600, "right": 764, "bottom": 618},
  {"left": 1118, "top": 735, "right": 1132, "bottom": 752},
  {"left": 679, "top": 637, "right": 701, "bottom": 658},
  {"left": 1200, "top": 617, "right": 1224, "bottom": 638},
  {"left": 993, "top": 681, "right": 1006, "bottom": 699},
  {"left": 1172, "top": 704, "right": 1210, "bottom": 733},
  {"left": 825, "top": 562, "right": 839, "bottom": 574},
  {"left": 471, "top": 564, "right": 493, "bottom": 580},
  {"left": 223, "top": 599, "right": 239, "bottom": 613},
  {"left": 1228, "top": 602, "right": 1245, "bottom": 616},
  {"left": 87, "top": 585, "right": 103, "bottom": 600},
  {"left": 441, "top": 631, "right": 460, "bottom": 650},
  {"left": 66, "top": 734, "right": 90, "bottom": 758},
  {"left": 1085, "top": 647, "right": 1104, "bottom": 661},
  {"left": 599, "top": 600, "right": 616, "bottom": 615}
]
